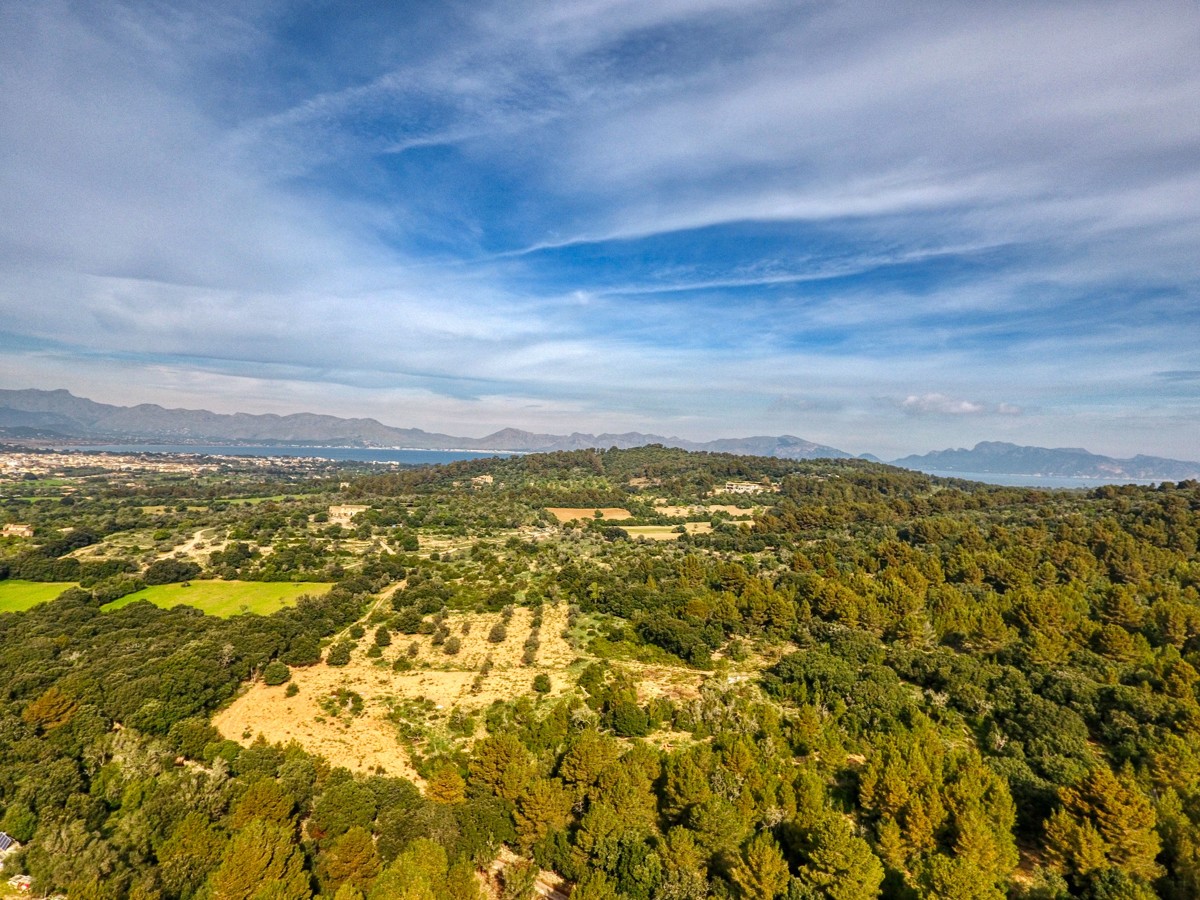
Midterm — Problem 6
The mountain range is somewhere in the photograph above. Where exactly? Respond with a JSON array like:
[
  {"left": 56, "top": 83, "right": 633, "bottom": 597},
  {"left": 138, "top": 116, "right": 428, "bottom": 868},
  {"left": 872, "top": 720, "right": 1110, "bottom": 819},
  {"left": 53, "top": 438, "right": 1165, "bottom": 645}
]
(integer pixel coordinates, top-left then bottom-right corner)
[
  {"left": 0, "top": 389, "right": 850, "bottom": 460},
  {"left": 3, "top": 389, "right": 1198, "bottom": 480},
  {"left": 892, "top": 441, "right": 1200, "bottom": 481}
]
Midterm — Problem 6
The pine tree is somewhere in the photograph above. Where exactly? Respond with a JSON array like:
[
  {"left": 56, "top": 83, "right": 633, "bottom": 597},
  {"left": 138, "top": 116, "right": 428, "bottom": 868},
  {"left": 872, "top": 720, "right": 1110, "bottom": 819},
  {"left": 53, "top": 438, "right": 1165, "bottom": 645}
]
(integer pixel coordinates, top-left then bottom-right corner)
[
  {"left": 208, "top": 819, "right": 311, "bottom": 900},
  {"left": 469, "top": 733, "right": 533, "bottom": 802},
  {"left": 1046, "top": 767, "right": 1163, "bottom": 882},
  {"left": 728, "top": 832, "right": 790, "bottom": 900},
  {"left": 514, "top": 778, "right": 572, "bottom": 851},
  {"left": 793, "top": 815, "right": 884, "bottom": 900},
  {"left": 229, "top": 780, "right": 295, "bottom": 831},
  {"left": 426, "top": 766, "right": 466, "bottom": 805},
  {"left": 157, "top": 812, "right": 226, "bottom": 899},
  {"left": 317, "top": 826, "right": 380, "bottom": 896}
]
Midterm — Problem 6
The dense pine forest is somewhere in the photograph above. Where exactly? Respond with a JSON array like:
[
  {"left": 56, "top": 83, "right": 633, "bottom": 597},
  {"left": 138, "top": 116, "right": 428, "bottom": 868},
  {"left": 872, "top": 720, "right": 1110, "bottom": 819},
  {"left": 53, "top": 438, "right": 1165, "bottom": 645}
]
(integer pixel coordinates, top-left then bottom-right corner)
[{"left": 1, "top": 446, "right": 1198, "bottom": 900}]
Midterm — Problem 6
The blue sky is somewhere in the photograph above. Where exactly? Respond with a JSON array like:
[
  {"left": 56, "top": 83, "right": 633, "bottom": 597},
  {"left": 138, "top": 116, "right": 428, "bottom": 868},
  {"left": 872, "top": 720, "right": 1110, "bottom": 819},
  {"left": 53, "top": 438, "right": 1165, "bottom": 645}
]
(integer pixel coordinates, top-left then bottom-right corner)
[{"left": 1, "top": 0, "right": 1198, "bottom": 458}]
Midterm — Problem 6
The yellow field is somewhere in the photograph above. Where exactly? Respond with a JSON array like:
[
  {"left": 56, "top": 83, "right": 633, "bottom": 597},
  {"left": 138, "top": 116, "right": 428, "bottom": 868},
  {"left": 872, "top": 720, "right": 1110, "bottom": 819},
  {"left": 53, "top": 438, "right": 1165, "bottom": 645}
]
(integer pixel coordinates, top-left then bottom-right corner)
[{"left": 546, "top": 507, "right": 632, "bottom": 522}]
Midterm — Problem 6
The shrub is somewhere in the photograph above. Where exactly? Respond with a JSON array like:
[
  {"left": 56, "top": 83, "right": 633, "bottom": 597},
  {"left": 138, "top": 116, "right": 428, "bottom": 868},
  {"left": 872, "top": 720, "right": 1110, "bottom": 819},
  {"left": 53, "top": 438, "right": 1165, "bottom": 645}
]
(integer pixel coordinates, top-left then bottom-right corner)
[
  {"left": 532, "top": 674, "right": 551, "bottom": 694},
  {"left": 285, "top": 682, "right": 300, "bottom": 697},
  {"left": 349, "top": 624, "right": 366, "bottom": 640},
  {"left": 326, "top": 641, "right": 353, "bottom": 666},
  {"left": 608, "top": 700, "right": 652, "bottom": 737},
  {"left": 144, "top": 558, "right": 202, "bottom": 585},
  {"left": 392, "top": 607, "right": 424, "bottom": 633},
  {"left": 374, "top": 625, "right": 392, "bottom": 647},
  {"left": 488, "top": 623, "right": 508, "bottom": 643},
  {"left": 262, "top": 660, "right": 291, "bottom": 686},
  {"left": 282, "top": 635, "right": 321, "bottom": 667},
  {"left": 444, "top": 636, "right": 462, "bottom": 655}
]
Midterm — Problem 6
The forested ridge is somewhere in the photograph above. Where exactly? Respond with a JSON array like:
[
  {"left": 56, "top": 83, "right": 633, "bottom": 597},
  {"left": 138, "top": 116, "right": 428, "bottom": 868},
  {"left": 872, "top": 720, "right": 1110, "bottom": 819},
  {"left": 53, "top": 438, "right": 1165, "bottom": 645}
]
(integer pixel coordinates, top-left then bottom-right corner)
[{"left": 1, "top": 447, "right": 1199, "bottom": 899}]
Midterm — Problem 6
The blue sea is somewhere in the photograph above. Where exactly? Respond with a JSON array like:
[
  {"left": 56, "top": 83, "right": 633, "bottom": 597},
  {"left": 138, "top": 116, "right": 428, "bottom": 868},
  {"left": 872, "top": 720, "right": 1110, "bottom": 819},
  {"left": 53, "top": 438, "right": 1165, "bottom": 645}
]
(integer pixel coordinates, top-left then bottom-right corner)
[
  {"left": 70, "top": 444, "right": 516, "bottom": 466},
  {"left": 922, "top": 470, "right": 1160, "bottom": 489}
]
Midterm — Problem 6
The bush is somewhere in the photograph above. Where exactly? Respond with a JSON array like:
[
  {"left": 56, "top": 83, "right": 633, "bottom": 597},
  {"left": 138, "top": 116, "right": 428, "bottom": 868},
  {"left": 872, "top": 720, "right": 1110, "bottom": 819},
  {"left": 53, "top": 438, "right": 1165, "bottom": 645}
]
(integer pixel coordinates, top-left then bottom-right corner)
[
  {"left": 262, "top": 660, "right": 291, "bottom": 686},
  {"left": 392, "top": 607, "right": 425, "bottom": 633},
  {"left": 285, "top": 682, "right": 300, "bottom": 697},
  {"left": 488, "top": 623, "right": 508, "bottom": 643},
  {"left": 608, "top": 700, "right": 652, "bottom": 737},
  {"left": 349, "top": 624, "right": 366, "bottom": 639},
  {"left": 374, "top": 625, "right": 392, "bottom": 647},
  {"left": 144, "top": 558, "right": 202, "bottom": 585},
  {"left": 282, "top": 635, "right": 321, "bottom": 667},
  {"left": 326, "top": 641, "right": 354, "bottom": 666},
  {"left": 532, "top": 674, "right": 551, "bottom": 694},
  {"left": 90, "top": 574, "right": 145, "bottom": 604},
  {"left": 444, "top": 636, "right": 462, "bottom": 655}
]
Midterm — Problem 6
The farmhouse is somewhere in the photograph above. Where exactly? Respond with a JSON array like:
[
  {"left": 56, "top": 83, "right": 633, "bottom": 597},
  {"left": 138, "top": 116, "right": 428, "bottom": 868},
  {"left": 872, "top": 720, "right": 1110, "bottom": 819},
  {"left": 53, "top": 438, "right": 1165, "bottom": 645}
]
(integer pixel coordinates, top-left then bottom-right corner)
[
  {"left": 722, "top": 480, "right": 769, "bottom": 494},
  {"left": 0, "top": 524, "right": 33, "bottom": 538},
  {"left": 328, "top": 504, "right": 369, "bottom": 526}
]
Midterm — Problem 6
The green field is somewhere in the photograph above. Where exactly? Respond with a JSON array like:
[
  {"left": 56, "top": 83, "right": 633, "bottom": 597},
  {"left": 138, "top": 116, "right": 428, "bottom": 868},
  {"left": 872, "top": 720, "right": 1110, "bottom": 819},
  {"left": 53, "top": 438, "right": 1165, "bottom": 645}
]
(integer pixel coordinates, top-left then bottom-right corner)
[
  {"left": 0, "top": 581, "right": 78, "bottom": 612},
  {"left": 103, "top": 580, "right": 333, "bottom": 617}
]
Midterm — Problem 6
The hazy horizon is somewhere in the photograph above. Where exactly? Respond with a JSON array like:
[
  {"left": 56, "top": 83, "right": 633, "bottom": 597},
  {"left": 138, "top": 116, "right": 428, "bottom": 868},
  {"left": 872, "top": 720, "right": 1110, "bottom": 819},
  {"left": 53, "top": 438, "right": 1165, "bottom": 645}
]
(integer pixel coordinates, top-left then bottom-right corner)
[{"left": 2, "top": 2, "right": 1197, "bottom": 460}]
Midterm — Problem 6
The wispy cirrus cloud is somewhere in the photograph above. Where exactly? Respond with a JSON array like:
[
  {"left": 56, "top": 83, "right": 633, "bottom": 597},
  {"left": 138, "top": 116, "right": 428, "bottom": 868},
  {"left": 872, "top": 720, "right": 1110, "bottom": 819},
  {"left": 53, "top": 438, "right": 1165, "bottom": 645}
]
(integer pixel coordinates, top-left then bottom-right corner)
[
  {"left": 0, "top": 0, "right": 1198, "bottom": 457},
  {"left": 898, "top": 394, "right": 1023, "bottom": 417}
]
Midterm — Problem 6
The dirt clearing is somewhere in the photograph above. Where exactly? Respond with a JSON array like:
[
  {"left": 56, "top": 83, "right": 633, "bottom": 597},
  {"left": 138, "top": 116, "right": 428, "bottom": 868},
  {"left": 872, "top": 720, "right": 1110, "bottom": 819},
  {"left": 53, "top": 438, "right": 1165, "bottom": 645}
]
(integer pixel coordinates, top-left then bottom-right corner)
[{"left": 545, "top": 507, "right": 631, "bottom": 522}]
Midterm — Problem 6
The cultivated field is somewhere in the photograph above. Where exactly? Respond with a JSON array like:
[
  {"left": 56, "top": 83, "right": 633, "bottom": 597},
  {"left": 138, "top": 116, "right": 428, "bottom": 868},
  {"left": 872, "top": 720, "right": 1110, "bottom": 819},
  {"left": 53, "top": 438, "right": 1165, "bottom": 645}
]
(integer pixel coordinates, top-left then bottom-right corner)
[
  {"left": 0, "top": 580, "right": 77, "bottom": 612},
  {"left": 545, "top": 507, "right": 632, "bottom": 522},
  {"left": 104, "top": 580, "right": 332, "bottom": 617}
]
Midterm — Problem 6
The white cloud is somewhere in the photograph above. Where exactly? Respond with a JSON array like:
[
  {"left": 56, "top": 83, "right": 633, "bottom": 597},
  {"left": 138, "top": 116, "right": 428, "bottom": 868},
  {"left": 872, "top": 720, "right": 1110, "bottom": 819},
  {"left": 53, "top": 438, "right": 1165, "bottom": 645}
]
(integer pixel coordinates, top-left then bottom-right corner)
[
  {"left": 901, "top": 394, "right": 986, "bottom": 416},
  {"left": 1, "top": 1, "right": 1198, "bottom": 460}
]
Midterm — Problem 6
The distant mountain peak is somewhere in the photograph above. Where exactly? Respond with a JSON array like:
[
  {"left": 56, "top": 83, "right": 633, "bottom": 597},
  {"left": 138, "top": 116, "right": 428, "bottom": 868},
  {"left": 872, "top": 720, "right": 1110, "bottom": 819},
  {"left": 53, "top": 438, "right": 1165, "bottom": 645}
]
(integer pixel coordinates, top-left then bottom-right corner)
[{"left": 893, "top": 441, "right": 1200, "bottom": 480}]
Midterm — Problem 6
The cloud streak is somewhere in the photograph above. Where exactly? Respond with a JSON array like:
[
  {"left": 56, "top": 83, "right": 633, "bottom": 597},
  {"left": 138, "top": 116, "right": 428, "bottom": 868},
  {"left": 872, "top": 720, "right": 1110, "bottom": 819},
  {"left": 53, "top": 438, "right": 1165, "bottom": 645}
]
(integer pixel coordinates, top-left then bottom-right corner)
[{"left": 0, "top": 0, "right": 1198, "bottom": 458}]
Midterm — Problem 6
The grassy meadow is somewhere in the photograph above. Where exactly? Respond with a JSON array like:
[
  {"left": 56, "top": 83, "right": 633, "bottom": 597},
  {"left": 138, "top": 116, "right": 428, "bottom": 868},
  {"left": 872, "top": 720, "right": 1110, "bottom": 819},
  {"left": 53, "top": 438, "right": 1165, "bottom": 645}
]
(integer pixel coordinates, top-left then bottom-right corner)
[
  {"left": 103, "top": 580, "right": 332, "bottom": 617},
  {"left": 0, "top": 580, "right": 78, "bottom": 612}
]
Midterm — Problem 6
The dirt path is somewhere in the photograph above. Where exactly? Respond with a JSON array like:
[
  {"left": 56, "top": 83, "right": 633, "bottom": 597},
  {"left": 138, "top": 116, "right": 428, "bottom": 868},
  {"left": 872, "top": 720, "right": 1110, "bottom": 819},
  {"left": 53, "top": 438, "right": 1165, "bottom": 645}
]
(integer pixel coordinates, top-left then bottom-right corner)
[
  {"left": 173, "top": 527, "right": 226, "bottom": 563},
  {"left": 331, "top": 581, "right": 404, "bottom": 643}
]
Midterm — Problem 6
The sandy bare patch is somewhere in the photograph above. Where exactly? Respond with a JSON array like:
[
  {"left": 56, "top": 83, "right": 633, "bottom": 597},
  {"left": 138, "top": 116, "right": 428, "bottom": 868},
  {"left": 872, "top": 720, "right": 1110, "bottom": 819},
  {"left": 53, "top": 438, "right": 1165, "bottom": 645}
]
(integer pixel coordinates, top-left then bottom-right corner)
[
  {"left": 215, "top": 603, "right": 583, "bottom": 774},
  {"left": 214, "top": 672, "right": 423, "bottom": 781},
  {"left": 628, "top": 664, "right": 705, "bottom": 703},
  {"left": 546, "top": 507, "right": 631, "bottom": 523},
  {"left": 214, "top": 601, "right": 710, "bottom": 778}
]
